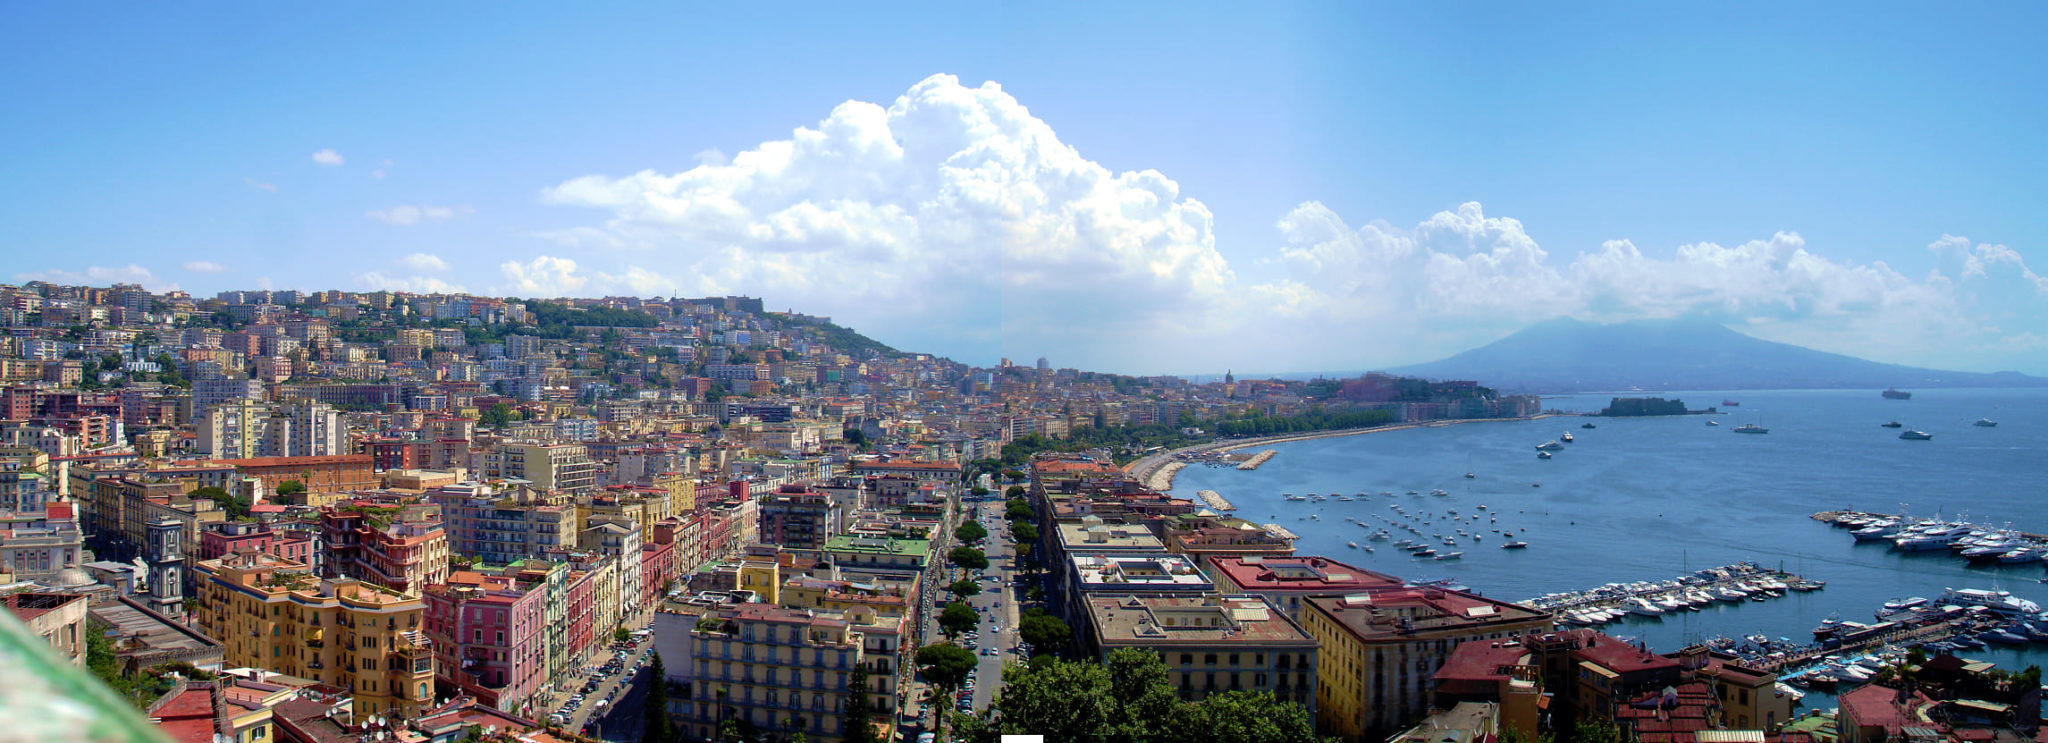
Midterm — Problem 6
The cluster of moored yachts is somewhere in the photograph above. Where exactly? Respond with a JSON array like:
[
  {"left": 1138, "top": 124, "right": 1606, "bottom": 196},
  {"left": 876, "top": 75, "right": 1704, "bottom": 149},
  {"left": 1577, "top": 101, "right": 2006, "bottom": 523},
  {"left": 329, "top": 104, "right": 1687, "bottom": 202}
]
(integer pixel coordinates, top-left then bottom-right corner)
[
  {"left": 1771, "top": 587, "right": 2046, "bottom": 691},
  {"left": 1522, "top": 563, "right": 1824, "bottom": 627},
  {"left": 1827, "top": 512, "right": 2048, "bottom": 565}
]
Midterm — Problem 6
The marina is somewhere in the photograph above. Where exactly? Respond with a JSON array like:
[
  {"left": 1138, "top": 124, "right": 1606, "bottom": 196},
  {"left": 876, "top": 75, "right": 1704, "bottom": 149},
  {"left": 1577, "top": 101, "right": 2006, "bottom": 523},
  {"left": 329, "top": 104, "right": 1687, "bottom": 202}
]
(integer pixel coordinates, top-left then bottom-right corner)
[
  {"left": 1814, "top": 510, "right": 2048, "bottom": 567},
  {"left": 1520, "top": 562, "right": 1825, "bottom": 627}
]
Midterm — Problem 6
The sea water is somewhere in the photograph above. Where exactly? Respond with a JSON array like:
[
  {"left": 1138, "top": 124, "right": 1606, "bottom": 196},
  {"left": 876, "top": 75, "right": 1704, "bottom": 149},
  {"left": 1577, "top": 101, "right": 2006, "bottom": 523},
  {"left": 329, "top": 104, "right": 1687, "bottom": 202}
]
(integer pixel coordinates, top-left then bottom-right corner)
[{"left": 1166, "top": 388, "right": 2048, "bottom": 707}]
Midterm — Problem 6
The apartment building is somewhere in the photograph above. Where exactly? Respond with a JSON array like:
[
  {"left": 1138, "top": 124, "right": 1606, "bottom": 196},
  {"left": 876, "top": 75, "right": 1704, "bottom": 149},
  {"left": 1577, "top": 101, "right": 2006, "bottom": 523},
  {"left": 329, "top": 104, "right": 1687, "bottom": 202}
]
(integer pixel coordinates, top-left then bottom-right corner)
[
  {"left": 321, "top": 509, "right": 450, "bottom": 595},
  {"left": 1300, "top": 589, "right": 1554, "bottom": 741},
  {"left": 681, "top": 603, "right": 867, "bottom": 743},
  {"left": 1081, "top": 593, "right": 1319, "bottom": 711},
  {"left": 422, "top": 568, "right": 550, "bottom": 714},
  {"left": 198, "top": 400, "right": 345, "bottom": 459},
  {"left": 757, "top": 485, "right": 843, "bottom": 551},
  {"left": 429, "top": 482, "right": 577, "bottom": 565},
  {"left": 1204, "top": 555, "right": 1405, "bottom": 619},
  {"left": 0, "top": 503, "right": 84, "bottom": 581},
  {"left": 191, "top": 552, "right": 436, "bottom": 719},
  {"left": 475, "top": 443, "right": 597, "bottom": 493}
]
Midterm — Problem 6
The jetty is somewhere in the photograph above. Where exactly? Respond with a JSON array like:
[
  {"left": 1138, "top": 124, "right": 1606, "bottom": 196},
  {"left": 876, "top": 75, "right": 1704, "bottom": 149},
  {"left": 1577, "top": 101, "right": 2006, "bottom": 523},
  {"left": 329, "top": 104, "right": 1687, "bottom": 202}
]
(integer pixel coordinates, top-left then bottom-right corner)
[
  {"left": 1194, "top": 489, "right": 1236, "bottom": 512},
  {"left": 1521, "top": 562, "right": 1823, "bottom": 627},
  {"left": 1236, "top": 449, "right": 1277, "bottom": 471}
]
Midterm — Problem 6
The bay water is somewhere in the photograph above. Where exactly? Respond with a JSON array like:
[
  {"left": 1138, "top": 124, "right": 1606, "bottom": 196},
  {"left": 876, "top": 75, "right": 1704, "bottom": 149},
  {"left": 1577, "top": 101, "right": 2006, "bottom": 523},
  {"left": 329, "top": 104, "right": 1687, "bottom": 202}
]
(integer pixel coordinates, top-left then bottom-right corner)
[{"left": 1166, "top": 388, "right": 2048, "bottom": 708}]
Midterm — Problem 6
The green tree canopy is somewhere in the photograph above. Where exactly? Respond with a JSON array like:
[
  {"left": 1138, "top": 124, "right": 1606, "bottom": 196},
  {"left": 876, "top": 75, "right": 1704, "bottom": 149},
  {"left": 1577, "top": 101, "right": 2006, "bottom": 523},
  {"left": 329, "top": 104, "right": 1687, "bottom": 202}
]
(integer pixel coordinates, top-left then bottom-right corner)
[
  {"left": 947, "top": 579, "right": 982, "bottom": 599},
  {"left": 939, "top": 601, "right": 979, "bottom": 639},
  {"left": 843, "top": 664, "right": 877, "bottom": 743},
  {"left": 274, "top": 480, "right": 306, "bottom": 497},
  {"left": 192, "top": 486, "right": 249, "bottom": 520},
  {"left": 948, "top": 546, "right": 989, "bottom": 572},
  {"left": 642, "top": 652, "right": 671, "bottom": 743},
  {"left": 1005, "top": 484, "right": 1026, "bottom": 498},
  {"left": 1011, "top": 522, "right": 1038, "bottom": 542},
  {"left": 479, "top": 402, "right": 516, "bottom": 428},
  {"left": 1018, "top": 612, "right": 1071, "bottom": 657},
  {"left": 954, "top": 521, "right": 988, "bottom": 543},
  {"left": 963, "top": 649, "right": 1333, "bottom": 743}
]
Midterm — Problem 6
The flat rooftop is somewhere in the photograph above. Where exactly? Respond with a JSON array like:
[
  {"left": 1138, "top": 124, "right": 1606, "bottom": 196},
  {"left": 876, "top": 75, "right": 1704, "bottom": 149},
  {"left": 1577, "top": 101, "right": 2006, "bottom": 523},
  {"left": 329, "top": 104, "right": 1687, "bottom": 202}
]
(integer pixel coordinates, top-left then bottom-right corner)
[
  {"left": 1208, "top": 555, "right": 1404, "bottom": 593},
  {"left": 1086, "top": 594, "right": 1314, "bottom": 645},
  {"left": 1057, "top": 520, "right": 1165, "bottom": 552},
  {"left": 1305, "top": 589, "right": 1551, "bottom": 642},
  {"left": 1071, "top": 554, "right": 1213, "bottom": 591}
]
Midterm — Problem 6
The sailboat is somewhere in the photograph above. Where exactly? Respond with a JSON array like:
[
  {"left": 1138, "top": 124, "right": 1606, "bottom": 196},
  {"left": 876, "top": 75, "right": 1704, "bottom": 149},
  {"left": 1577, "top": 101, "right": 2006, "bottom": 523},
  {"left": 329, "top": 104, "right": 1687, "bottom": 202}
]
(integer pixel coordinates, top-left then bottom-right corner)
[{"left": 1464, "top": 454, "right": 1475, "bottom": 479}]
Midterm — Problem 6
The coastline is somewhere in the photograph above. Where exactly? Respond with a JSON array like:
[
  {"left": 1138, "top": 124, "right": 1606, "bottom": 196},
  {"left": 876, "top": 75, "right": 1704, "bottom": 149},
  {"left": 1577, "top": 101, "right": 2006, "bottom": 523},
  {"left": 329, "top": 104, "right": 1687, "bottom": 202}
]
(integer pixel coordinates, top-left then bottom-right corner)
[{"left": 1127, "top": 413, "right": 1562, "bottom": 492}]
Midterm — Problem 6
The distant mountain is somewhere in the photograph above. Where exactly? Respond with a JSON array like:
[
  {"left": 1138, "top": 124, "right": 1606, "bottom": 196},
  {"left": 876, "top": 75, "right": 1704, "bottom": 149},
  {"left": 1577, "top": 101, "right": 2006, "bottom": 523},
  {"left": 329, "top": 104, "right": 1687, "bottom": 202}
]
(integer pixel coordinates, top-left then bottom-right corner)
[{"left": 1387, "top": 317, "right": 2048, "bottom": 393}]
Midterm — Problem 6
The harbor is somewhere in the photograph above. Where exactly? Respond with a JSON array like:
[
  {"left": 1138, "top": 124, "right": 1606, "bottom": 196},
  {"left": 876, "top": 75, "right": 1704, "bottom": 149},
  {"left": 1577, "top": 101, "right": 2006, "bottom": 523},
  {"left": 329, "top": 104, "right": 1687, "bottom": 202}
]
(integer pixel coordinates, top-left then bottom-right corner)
[
  {"left": 1814, "top": 510, "right": 2048, "bottom": 567},
  {"left": 1521, "top": 562, "right": 1825, "bottom": 627}
]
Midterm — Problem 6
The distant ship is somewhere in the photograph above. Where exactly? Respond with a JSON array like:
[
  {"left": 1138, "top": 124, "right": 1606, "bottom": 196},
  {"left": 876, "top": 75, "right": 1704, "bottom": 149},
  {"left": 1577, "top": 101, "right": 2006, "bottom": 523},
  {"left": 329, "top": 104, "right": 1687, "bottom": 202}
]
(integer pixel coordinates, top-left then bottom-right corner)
[
  {"left": 1882, "top": 388, "right": 1912, "bottom": 400},
  {"left": 1974, "top": 419, "right": 1998, "bottom": 428},
  {"left": 1581, "top": 422, "right": 1596, "bottom": 429},
  {"left": 1881, "top": 421, "right": 1903, "bottom": 428},
  {"left": 1535, "top": 441, "right": 1565, "bottom": 451},
  {"left": 1732, "top": 423, "right": 1768, "bottom": 434},
  {"left": 1899, "top": 430, "right": 1932, "bottom": 440},
  {"left": 1560, "top": 431, "right": 1574, "bottom": 443},
  {"left": 1722, "top": 399, "right": 1740, "bottom": 407}
]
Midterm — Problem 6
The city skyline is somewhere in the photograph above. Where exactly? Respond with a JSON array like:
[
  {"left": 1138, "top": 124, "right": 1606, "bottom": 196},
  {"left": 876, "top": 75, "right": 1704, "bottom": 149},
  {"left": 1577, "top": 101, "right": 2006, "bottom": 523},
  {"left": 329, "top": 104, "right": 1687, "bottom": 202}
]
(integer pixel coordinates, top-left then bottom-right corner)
[{"left": 6, "top": 4, "right": 2047, "bottom": 375}]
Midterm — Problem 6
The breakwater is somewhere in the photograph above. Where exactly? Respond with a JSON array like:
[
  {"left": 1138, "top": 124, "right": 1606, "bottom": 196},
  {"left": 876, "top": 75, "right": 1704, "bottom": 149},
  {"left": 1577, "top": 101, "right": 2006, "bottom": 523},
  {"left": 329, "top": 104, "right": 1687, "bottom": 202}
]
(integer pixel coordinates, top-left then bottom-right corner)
[
  {"left": 1235, "top": 450, "right": 1277, "bottom": 471},
  {"left": 1194, "top": 489, "right": 1236, "bottom": 511}
]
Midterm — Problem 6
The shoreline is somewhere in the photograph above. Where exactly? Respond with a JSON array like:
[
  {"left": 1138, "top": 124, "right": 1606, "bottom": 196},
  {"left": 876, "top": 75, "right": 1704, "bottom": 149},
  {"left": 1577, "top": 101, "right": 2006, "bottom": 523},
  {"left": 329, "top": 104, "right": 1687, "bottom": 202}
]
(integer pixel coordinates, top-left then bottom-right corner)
[{"left": 1128, "top": 413, "right": 1563, "bottom": 492}]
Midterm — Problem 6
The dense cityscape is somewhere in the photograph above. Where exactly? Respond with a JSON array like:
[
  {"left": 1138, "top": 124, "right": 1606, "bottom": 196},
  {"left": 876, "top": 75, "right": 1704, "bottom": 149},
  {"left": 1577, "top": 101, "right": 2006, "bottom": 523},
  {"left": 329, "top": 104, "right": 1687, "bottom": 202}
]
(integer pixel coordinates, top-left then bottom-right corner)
[{"left": 0, "top": 281, "right": 1579, "bottom": 743}]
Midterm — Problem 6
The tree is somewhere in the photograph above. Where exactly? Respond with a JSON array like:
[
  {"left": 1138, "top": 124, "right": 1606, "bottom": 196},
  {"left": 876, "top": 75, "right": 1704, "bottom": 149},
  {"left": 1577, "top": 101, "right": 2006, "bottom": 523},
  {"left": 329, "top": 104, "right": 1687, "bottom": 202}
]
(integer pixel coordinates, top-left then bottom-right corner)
[
  {"left": 1163, "top": 691, "right": 1323, "bottom": 743},
  {"left": 843, "top": 664, "right": 877, "bottom": 743},
  {"left": 480, "top": 402, "right": 516, "bottom": 428},
  {"left": 1017, "top": 612, "right": 1070, "bottom": 657},
  {"left": 1005, "top": 500, "right": 1034, "bottom": 521},
  {"left": 274, "top": 480, "right": 306, "bottom": 498},
  {"left": 1570, "top": 720, "right": 1625, "bottom": 743},
  {"left": 915, "top": 644, "right": 978, "bottom": 740},
  {"left": 191, "top": 486, "right": 248, "bottom": 520},
  {"left": 1010, "top": 522, "right": 1038, "bottom": 542},
  {"left": 970, "top": 485, "right": 990, "bottom": 497},
  {"left": 948, "top": 546, "right": 989, "bottom": 572},
  {"left": 947, "top": 579, "right": 982, "bottom": 600},
  {"left": 1005, "top": 485, "right": 1026, "bottom": 498},
  {"left": 988, "top": 655, "right": 1116, "bottom": 741},
  {"left": 642, "top": 652, "right": 672, "bottom": 743},
  {"left": 954, "top": 521, "right": 987, "bottom": 543},
  {"left": 614, "top": 626, "right": 632, "bottom": 644},
  {"left": 939, "top": 601, "right": 979, "bottom": 639}
]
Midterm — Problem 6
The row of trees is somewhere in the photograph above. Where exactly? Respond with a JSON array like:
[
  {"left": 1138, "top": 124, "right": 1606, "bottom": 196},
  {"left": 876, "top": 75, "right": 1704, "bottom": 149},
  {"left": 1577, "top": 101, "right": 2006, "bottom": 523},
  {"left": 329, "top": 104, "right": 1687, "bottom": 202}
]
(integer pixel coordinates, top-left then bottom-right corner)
[
  {"left": 947, "top": 649, "right": 1328, "bottom": 743},
  {"left": 1209, "top": 407, "right": 1396, "bottom": 438}
]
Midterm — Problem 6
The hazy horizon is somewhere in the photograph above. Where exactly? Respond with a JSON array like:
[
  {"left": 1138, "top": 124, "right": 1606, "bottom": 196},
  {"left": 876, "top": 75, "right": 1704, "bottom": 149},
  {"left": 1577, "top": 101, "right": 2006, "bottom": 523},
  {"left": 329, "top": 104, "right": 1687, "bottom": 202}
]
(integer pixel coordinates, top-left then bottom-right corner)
[{"left": 6, "top": 4, "right": 2045, "bottom": 376}]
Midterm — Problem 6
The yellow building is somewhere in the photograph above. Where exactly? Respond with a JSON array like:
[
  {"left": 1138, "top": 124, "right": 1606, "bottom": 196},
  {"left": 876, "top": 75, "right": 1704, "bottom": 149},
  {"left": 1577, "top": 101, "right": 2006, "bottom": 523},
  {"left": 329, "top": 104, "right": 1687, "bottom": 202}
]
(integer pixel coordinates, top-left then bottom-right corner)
[
  {"left": 1301, "top": 591, "right": 1553, "bottom": 741},
  {"left": 192, "top": 552, "right": 436, "bottom": 718},
  {"left": 680, "top": 602, "right": 868, "bottom": 743}
]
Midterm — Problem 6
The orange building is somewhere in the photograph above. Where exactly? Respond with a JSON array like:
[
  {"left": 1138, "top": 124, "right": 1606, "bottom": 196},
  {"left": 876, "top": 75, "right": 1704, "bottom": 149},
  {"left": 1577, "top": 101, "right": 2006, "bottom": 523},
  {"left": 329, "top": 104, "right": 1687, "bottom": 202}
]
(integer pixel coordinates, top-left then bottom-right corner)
[{"left": 216, "top": 455, "right": 377, "bottom": 504}]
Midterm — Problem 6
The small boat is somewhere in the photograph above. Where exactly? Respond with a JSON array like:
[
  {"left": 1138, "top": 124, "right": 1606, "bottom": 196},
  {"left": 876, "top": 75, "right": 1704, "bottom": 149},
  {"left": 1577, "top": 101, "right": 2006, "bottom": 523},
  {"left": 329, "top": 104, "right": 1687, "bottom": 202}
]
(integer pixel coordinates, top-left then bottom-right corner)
[
  {"left": 1581, "top": 422, "right": 1596, "bottom": 429},
  {"left": 1537, "top": 451, "right": 1553, "bottom": 459},
  {"left": 1722, "top": 399, "right": 1740, "bottom": 407},
  {"left": 1706, "top": 420, "right": 1719, "bottom": 426},
  {"left": 1463, "top": 472, "right": 1475, "bottom": 479},
  {"left": 1899, "top": 430, "right": 1931, "bottom": 440},
  {"left": 1531, "top": 482, "right": 1541, "bottom": 487},
  {"left": 1348, "top": 542, "right": 1359, "bottom": 549},
  {"left": 1975, "top": 418, "right": 1998, "bottom": 427},
  {"left": 1535, "top": 441, "right": 1564, "bottom": 451},
  {"left": 1880, "top": 421, "right": 1903, "bottom": 428},
  {"left": 1561, "top": 431, "right": 1574, "bottom": 443},
  {"left": 1501, "top": 541, "right": 1529, "bottom": 549},
  {"left": 1732, "top": 423, "right": 1768, "bottom": 434},
  {"left": 1434, "top": 552, "right": 1463, "bottom": 561}
]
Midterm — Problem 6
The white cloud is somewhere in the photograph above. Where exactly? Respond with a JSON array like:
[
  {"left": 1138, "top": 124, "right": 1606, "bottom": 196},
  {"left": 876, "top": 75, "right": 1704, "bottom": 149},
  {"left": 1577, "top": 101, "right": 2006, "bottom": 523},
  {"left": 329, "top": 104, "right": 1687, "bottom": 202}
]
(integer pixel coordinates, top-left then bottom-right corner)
[
  {"left": 15, "top": 264, "right": 171, "bottom": 290},
  {"left": 499, "top": 256, "right": 588, "bottom": 298},
  {"left": 311, "top": 149, "right": 345, "bottom": 166},
  {"left": 365, "top": 204, "right": 474, "bottom": 226},
  {"left": 1255, "top": 201, "right": 2004, "bottom": 370},
  {"left": 1928, "top": 234, "right": 2048, "bottom": 292},
  {"left": 243, "top": 177, "right": 277, "bottom": 192},
  {"left": 540, "top": 73, "right": 1234, "bottom": 366},
  {"left": 357, "top": 272, "right": 465, "bottom": 294},
  {"left": 181, "top": 260, "right": 230, "bottom": 274},
  {"left": 397, "top": 253, "right": 450, "bottom": 272}
]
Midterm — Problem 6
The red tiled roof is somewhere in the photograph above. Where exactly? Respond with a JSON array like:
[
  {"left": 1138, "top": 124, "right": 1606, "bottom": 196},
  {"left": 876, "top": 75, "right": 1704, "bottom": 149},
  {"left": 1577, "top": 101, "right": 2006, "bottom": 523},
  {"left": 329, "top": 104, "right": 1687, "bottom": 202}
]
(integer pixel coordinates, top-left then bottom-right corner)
[
  {"left": 216, "top": 454, "right": 373, "bottom": 468},
  {"left": 146, "top": 685, "right": 220, "bottom": 743}
]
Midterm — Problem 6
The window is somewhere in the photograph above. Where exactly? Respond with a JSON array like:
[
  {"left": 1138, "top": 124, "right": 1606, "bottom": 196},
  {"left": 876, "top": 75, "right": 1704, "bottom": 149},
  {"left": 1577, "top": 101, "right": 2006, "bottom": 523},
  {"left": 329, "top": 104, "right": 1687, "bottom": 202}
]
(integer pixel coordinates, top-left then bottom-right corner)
[{"left": 1204, "top": 653, "right": 1217, "bottom": 666}]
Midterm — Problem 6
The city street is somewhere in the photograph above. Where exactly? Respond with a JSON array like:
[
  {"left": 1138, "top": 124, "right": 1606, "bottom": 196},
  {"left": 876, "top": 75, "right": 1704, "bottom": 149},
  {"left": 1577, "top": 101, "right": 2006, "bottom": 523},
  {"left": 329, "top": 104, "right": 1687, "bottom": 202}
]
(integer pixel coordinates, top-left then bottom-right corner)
[
  {"left": 917, "top": 498, "right": 1024, "bottom": 717},
  {"left": 534, "top": 638, "right": 654, "bottom": 739}
]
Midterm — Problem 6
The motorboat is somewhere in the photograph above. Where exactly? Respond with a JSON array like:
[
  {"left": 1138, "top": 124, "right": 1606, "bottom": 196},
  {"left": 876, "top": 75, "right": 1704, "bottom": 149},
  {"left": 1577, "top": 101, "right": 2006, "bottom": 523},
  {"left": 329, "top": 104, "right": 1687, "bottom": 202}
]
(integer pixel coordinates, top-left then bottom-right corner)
[
  {"left": 1581, "top": 422, "right": 1596, "bottom": 429},
  {"left": 1434, "top": 552, "right": 1463, "bottom": 561},
  {"left": 1348, "top": 542, "right": 1359, "bottom": 549},
  {"left": 1561, "top": 431, "right": 1574, "bottom": 443},
  {"left": 1899, "top": 430, "right": 1932, "bottom": 440},
  {"left": 1707, "top": 420, "right": 1719, "bottom": 426},
  {"left": 1537, "top": 451, "right": 1553, "bottom": 459},
  {"left": 1502, "top": 541, "right": 1529, "bottom": 549},
  {"left": 1975, "top": 418, "right": 1998, "bottom": 427},
  {"left": 1535, "top": 441, "right": 1565, "bottom": 451},
  {"left": 1732, "top": 423, "right": 1768, "bottom": 434},
  {"left": 1941, "top": 587, "right": 2042, "bottom": 615},
  {"left": 1881, "top": 421, "right": 1903, "bottom": 428}
]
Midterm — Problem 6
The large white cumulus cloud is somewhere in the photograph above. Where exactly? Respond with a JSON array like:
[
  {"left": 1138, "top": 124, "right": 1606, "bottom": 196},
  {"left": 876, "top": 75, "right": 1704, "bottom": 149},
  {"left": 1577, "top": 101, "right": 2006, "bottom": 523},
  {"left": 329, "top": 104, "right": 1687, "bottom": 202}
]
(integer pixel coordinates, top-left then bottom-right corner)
[
  {"left": 537, "top": 74, "right": 1232, "bottom": 363},
  {"left": 531, "top": 73, "right": 2041, "bottom": 373}
]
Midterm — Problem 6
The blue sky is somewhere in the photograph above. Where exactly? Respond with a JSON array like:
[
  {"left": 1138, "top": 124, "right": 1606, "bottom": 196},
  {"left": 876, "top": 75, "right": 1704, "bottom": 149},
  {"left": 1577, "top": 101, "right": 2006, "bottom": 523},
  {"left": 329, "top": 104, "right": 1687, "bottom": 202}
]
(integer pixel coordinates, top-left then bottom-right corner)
[{"left": 4, "top": 3, "right": 2045, "bottom": 374}]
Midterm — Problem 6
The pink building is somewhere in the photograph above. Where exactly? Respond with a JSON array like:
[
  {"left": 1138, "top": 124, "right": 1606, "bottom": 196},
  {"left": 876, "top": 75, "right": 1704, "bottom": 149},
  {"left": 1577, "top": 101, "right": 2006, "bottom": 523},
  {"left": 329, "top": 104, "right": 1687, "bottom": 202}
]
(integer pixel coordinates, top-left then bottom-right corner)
[
  {"left": 564, "top": 568, "right": 595, "bottom": 665},
  {"left": 422, "top": 570, "right": 548, "bottom": 714},
  {"left": 197, "top": 522, "right": 271, "bottom": 562}
]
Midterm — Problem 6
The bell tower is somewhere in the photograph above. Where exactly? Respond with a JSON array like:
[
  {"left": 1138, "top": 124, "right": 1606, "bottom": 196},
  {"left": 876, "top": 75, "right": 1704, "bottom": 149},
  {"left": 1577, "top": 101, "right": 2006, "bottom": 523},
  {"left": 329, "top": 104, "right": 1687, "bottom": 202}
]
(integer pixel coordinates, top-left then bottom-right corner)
[{"left": 145, "top": 517, "right": 185, "bottom": 616}]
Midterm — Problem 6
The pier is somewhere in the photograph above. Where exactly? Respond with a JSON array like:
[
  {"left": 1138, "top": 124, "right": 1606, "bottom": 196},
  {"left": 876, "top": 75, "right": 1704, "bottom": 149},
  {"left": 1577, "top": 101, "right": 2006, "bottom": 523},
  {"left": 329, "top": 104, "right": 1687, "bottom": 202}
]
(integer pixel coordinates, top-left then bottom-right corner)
[
  {"left": 1194, "top": 489, "right": 1236, "bottom": 512},
  {"left": 1236, "top": 449, "right": 1277, "bottom": 471},
  {"left": 1756, "top": 612, "right": 1996, "bottom": 674}
]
